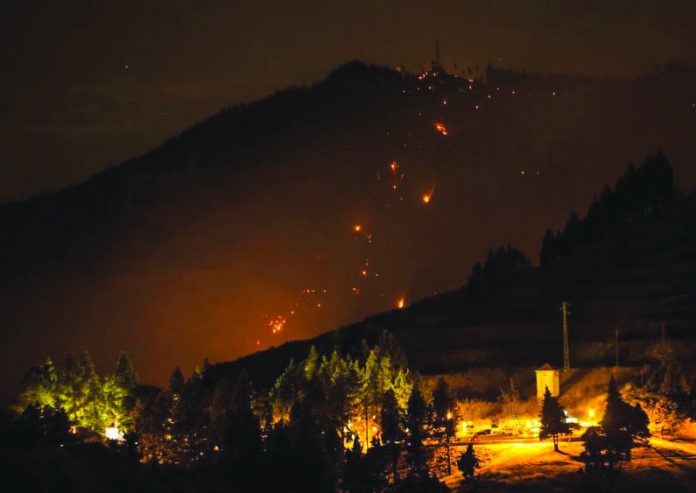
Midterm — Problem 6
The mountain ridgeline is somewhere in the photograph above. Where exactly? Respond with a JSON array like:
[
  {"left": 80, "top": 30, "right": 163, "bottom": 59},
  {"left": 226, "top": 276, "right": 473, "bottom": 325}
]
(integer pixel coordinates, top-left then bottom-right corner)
[
  {"left": 540, "top": 152, "right": 679, "bottom": 266},
  {"left": 1, "top": 61, "right": 696, "bottom": 402}
]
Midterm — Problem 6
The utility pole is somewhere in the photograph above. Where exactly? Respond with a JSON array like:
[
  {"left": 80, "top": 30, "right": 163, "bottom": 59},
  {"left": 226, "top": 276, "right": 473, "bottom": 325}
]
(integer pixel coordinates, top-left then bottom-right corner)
[
  {"left": 615, "top": 328, "right": 619, "bottom": 368},
  {"left": 562, "top": 302, "right": 570, "bottom": 371}
]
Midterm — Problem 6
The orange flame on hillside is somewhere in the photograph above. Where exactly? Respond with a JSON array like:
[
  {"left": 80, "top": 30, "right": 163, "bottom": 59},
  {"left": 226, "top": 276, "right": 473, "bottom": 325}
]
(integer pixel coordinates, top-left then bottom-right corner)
[
  {"left": 434, "top": 122, "right": 448, "bottom": 136},
  {"left": 422, "top": 188, "right": 435, "bottom": 204},
  {"left": 268, "top": 315, "right": 287, "bottom": 335}
]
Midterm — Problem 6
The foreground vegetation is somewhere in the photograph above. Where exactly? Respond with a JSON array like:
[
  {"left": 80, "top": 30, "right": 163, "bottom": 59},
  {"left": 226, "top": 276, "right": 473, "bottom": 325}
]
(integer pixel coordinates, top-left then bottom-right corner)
[{"left": 3, "top": 326, "right": 695, "bottom": 492}]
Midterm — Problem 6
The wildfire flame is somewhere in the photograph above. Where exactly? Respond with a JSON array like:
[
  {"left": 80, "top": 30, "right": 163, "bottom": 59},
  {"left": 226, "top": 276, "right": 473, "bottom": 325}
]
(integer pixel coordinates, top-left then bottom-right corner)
[
  {"left": 434, "top": 122, "right": 448, "bottom": 136},
  {"left": 268, "top": 315, "right": 287, "bottom": 335},
  {"left": 421, "top": 188, "right": 435, "bottom": 204},
  {"left": 396, "top": 296, "right": 406, "bottom": 309},
  {"left": 389, "top": 161, "right": 399, "bottom": 173},
  {"left": 353, "top": 224, "right": 362, "bottom": 233}
]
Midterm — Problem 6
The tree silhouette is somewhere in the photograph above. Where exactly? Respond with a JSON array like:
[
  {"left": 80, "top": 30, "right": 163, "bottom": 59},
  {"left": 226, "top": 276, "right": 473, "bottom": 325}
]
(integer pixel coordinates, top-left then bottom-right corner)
[
  {"left": 405, "top": 385, "right": 429, "bottom": 477},
  {"left": 457, "top": 442, "right": 481, "bottom": 487},
  {"left": 343, "top": 435, "right": 388, "bottom": 493},
  {"left": 540, "top": 152, "right": 679, "bottom": 266},
  {"left": 601, "top": 376, "right": 649, "bottom": 462},
  {"left": 432, "top": 377, "right": 455, "bottom": 474},
  {"left": 380, "top": 388, "right": 403, "bottom": 482},
  {"left": 539, "top": 387, "right": 570, "bottom": 452}
]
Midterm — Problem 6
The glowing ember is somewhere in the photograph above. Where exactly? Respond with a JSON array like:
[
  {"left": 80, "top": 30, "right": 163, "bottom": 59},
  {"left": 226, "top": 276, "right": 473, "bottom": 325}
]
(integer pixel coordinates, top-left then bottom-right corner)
[
  {"left": 267, "top": 315, "right": 287, "bottom": 335},
  {"left": 396, "top": 296, "right": 406, "bottom": 309},
  {"left": 434, "top": 122, "right": 448, "bottom": 136},
  {"left": 421, "top": 188, "right": 435, "bottom": 204}
]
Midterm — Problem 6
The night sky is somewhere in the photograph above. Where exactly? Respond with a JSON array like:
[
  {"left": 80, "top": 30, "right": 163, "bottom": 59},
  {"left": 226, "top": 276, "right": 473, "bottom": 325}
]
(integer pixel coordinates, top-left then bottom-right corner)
[{"left": 2, "top": 0, "right": 696, "bottom": 202}]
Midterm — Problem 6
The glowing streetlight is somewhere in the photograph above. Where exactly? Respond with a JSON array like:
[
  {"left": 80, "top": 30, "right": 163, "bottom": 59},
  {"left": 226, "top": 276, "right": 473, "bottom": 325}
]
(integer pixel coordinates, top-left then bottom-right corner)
[{"left": 105, "top": 425, "right": 124, "bottom": 441}]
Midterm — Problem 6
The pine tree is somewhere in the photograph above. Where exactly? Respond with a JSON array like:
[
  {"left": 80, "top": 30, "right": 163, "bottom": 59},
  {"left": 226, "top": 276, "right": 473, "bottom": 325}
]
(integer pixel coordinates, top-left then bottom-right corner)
[
  {"left": 405, "top": 385, "right": 429, "bottom": 477},
  {"left": 220, "top": 371, "right": 262, "bottom": 489},
  {"left": 358, "top": 348, "right": 381, "bottom": 447},
  {"left": 539, "top": 387, "right": 570, "bottom": 451},
  {"left": 15, "top": 357, "right": 58, "bottom": 412},
  {"left": 304, "top": 346, "right": 319, "bottom": 381},
  {"left": 114, "top": 352, "right": 138, "bottom": 390},
  {"left": 601, "top": 376, "right": 649, "bottom": 462},
  {"left": 457, "top": 442, "right": 481, "bottom": 485},
  {"left": 380, "top": 388, "right": 403, "bottom": 482},
  {"left": 432, "top": 377, "right": 455, "bottom": 474},
  {"left": 169, "top": 366, "right": 185, "bottom": 394},
  {"left": 103, "top": 352, "right": 139, "bottom": 433}
]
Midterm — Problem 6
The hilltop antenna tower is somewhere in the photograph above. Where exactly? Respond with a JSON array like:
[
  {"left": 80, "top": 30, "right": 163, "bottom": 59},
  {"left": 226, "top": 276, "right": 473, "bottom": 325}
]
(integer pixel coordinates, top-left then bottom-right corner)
[
  {"left": 561, "top": 302, "right": 571, "bottom": 371},
  {"left": 432, "top": 39, "right": 441, "bottom": 71}
]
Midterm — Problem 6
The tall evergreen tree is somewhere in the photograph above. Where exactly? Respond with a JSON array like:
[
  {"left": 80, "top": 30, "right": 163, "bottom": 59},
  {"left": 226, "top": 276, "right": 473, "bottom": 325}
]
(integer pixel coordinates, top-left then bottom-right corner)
[
  {"left": 601, "top": 376, "right": 649, "bottom": 462},
  {"left": 380, "top": 388, "right": 403, "bottom": 482},
  {"left": 432, "top": 378, "right": 455, "bottom": 474},
  {"left": 539, "top": 387, "right": 570, "bottom": 451},
  {"left": 405, "top": 385, "right": 429, "bottom": 477},
  {"left": 457, "top": 442, "right": 481, "bottom": 487}
]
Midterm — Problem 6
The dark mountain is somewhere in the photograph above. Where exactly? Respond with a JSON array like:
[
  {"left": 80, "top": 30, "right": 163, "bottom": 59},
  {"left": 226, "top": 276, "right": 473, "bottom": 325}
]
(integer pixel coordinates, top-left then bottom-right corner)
[{"left": 2, "top": 61, "right": 696, "bottom": 403}]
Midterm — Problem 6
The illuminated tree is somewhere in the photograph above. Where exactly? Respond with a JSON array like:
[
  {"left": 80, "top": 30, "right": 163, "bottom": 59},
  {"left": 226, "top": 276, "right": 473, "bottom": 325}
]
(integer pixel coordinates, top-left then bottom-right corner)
[
  {"left": 15, "top": 357, "right": 58, "bottom": 412},
  {"left": 304, "top": 346, "right": 319, "bottom": 381},
  {"left": 318, "top": 350, "right": 359, "bottom": 445},
  {"left": 539, "top": 387, "right": 570, "bottom": 452},
  {"left": 53, "top": 351, "right": 109, "bottom": 433},
  {"left": 357, "top": 348, "right": 381, "bottom": 446},
  {"left": 103, "top": 352, "right": 139, "bottom": 432},
  {"left": 269, "top": 358, "right": 299, "bottom": 422},
  {"left": 499, "top": 378, "right": 521, "bottom": 419}
]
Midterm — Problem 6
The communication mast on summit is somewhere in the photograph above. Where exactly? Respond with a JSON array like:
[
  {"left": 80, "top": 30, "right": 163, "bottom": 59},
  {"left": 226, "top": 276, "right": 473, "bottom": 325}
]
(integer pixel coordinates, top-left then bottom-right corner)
[{"left": 432, "top": 39, "right": 442, "bottom": 72}]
